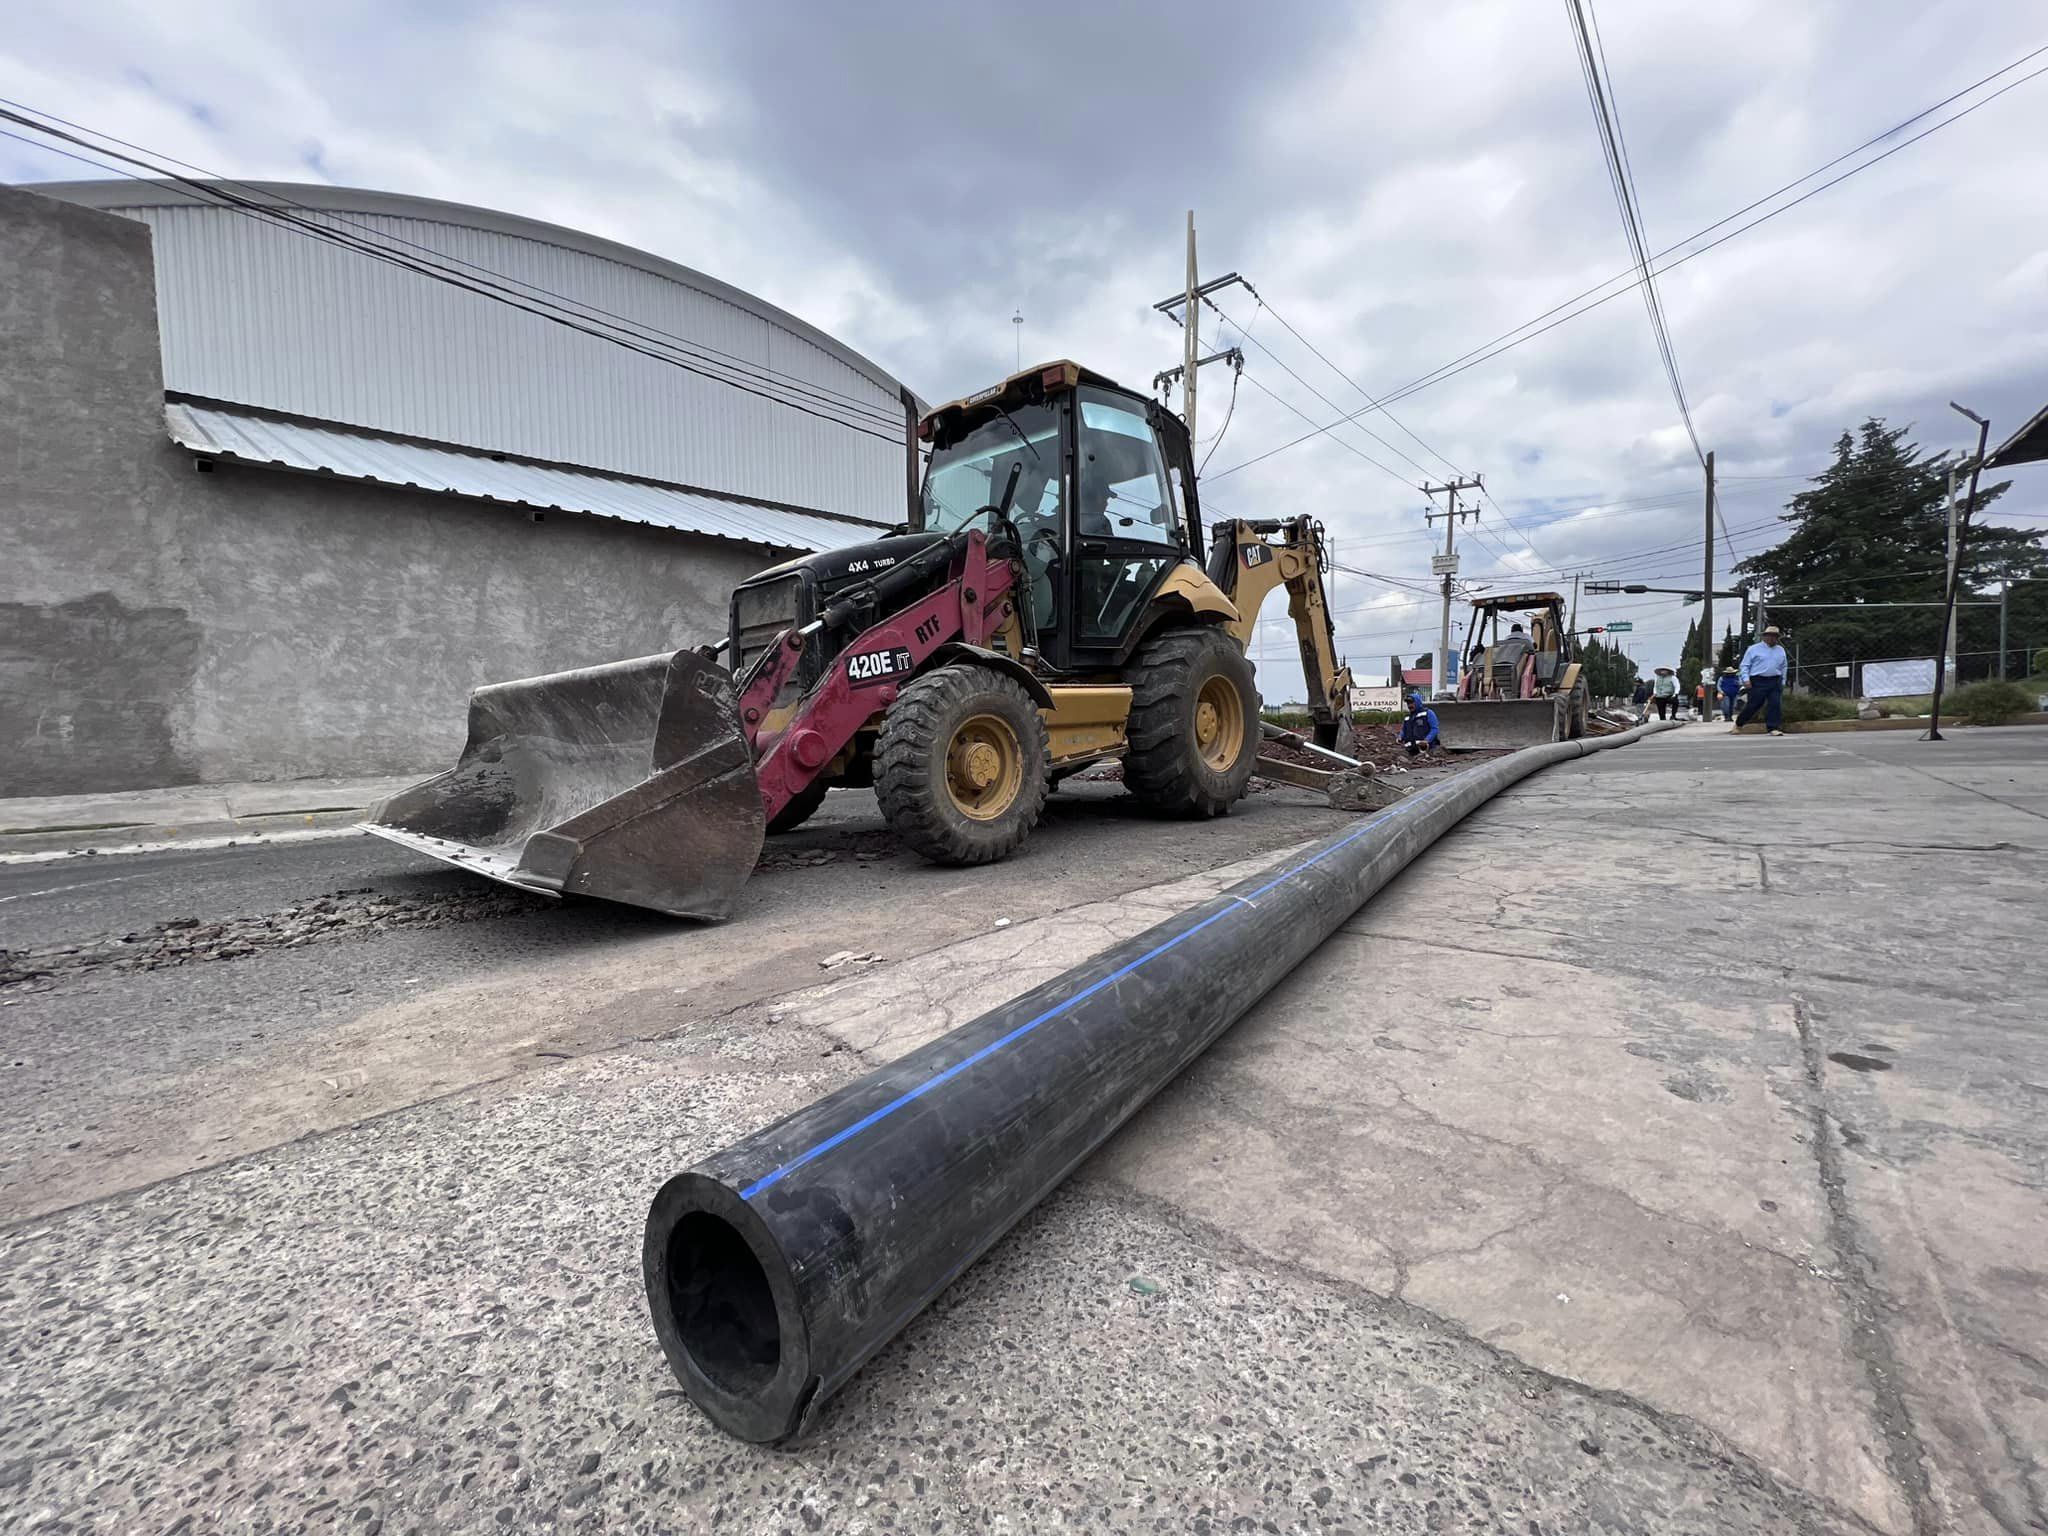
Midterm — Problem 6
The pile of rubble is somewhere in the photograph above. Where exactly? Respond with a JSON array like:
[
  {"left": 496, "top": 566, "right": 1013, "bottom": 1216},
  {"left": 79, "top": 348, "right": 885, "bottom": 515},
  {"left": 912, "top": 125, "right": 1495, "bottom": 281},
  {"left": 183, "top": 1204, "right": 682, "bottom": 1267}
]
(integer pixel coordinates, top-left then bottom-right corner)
[{"left": 0, "top": 884, "right": 547, "bottom": 991}]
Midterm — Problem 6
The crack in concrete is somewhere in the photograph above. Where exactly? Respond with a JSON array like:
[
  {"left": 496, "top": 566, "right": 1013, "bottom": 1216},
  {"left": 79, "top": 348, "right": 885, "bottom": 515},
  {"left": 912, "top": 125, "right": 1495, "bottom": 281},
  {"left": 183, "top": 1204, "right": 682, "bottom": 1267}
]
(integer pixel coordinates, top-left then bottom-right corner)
[
  {"left": 1793, "top": 997, "right": 1940, "bottom": 1535},
  {"left": 1830, "top": 748, "right": 2048, "bottom": 827},
  {"left": 1081, "top": 1175, "right": 1898, "bottom": 1536}
]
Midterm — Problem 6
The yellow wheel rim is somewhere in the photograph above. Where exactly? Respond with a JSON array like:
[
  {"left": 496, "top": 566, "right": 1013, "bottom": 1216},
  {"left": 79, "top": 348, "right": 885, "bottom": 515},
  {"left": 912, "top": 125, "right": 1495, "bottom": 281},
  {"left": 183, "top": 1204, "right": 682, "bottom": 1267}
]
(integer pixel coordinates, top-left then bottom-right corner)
[
  {"left": 1193, "top": 674, "right": 1245, "bottom": 771},
  {"left": 945, "top": 713, "right": 1025, "bottom": 820}
]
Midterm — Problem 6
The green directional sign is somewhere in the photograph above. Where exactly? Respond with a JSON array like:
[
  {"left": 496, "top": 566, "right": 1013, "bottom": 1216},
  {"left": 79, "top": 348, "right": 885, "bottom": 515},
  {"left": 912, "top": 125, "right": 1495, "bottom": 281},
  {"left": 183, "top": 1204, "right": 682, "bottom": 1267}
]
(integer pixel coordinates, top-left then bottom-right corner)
[{"left": 1603, "top": 621, "right": 1633, "bottom": 632}]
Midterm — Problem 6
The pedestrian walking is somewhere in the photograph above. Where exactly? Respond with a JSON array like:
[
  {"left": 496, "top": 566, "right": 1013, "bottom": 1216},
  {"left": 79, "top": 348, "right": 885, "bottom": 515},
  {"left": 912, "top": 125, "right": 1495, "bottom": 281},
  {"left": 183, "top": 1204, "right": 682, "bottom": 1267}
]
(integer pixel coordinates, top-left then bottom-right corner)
[
  {"left": 1717, "top": 667, "right": 1740, "bottom": 721},
  {"left": 1735, "top": 625, "right": 1791, "bottom": 736},
  {"left": 1651, "top": 666, "right": 1679, "bottom": 720},
  {"left": 1630, "top": 676, "right": 1652, "bottom": 723}
]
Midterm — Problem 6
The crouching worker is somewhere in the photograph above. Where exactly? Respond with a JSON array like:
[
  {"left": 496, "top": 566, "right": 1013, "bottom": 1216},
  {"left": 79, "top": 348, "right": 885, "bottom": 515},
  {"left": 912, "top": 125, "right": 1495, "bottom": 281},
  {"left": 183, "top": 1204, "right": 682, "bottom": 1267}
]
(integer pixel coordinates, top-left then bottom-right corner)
[{"left": 1399, "top": 693, "right": 1441, "bottom": 757}]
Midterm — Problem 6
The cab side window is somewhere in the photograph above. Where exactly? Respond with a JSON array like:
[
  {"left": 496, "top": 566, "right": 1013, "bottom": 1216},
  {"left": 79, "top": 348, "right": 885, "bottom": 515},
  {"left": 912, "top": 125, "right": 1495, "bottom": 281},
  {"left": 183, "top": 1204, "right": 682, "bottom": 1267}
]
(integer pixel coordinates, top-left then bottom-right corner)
[{"left": 1077, "top": 391, "right": 1178, "bottom": 548}]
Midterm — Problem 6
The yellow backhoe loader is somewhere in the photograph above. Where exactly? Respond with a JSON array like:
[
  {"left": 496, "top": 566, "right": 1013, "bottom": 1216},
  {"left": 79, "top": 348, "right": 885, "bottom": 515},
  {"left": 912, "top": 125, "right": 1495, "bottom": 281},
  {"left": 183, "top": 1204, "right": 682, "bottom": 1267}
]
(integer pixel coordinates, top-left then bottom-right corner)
[
  {"left": 1431, "top": 592, "right": 1589, "bottom": 749},
  {"left": 365, "top": 361, "right": 1361, "bottom": 919}
]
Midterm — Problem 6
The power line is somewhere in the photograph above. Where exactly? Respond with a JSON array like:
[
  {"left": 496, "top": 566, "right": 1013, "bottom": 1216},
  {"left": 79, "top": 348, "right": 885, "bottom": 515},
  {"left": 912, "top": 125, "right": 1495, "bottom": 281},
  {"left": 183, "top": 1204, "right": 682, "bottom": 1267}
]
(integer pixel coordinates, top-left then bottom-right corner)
[
  {"left": 1225, "top": 287, "right": 1551, "bottom": 568},
  {"left": 1207, "top": 47, "right": 2048, "bottom": 480},
  {"left": 1567, "top": 0, "right": 1706, "bottom": 470},
  {"left": 1198, "top": 365, "right": 1242, "bottom": 474},
  {"left": 0, "top": 98, "right": 910, "bottom": 431},
  {"left": 0, "top": 104, "right": 912, "bottom": 445},
  {"left": 1234, "top": 368, "right": 1413, "bottom": 486},
  {"left": 1209, "top": 297, "right": 1436, "bottom": 482}
]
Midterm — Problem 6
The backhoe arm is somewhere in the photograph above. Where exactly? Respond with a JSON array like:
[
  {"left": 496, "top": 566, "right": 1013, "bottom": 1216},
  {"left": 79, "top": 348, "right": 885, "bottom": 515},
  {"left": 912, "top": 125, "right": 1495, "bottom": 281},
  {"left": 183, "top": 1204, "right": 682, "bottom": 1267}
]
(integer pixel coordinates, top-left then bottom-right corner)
[{"left": 1205, "top": 516, "right": 1355, "bottom": 749}]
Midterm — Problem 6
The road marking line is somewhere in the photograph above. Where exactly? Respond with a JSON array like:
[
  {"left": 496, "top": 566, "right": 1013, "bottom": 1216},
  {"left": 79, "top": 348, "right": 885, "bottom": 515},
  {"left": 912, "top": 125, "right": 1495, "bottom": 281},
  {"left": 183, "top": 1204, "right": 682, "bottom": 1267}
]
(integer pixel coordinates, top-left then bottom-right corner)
[{"left": 0, "top": 826, "right": 367, "bottom": 865}]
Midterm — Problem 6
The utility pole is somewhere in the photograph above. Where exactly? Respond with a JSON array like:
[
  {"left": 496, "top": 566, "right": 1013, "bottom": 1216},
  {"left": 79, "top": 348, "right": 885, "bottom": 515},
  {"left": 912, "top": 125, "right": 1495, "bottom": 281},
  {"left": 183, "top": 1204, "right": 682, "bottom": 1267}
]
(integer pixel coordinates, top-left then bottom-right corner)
[
  {"left": 1422, "top": 476, "right": 1483, "bottom": 697},
  {"left": 1012, "top": 308, "right": 1023, "bottom": 370},
  {"left": 1929, "top": 402, "right": 1991, "bottom": 742},
  {"left": 1701, "top": 450, "right": 1716, "bottom": 711},
  {"left": 1182, "top": 212, "right": 1199, "bottom": 448},
  {"left": 1999, "top": 581, "right": 2010, "bottom": 679},
  {"left": 1150, "top": 217, "right": 1249, "bottom": 452},
  {"left": 1943, "top": 464, "right": 1960, "bottom": 680}
]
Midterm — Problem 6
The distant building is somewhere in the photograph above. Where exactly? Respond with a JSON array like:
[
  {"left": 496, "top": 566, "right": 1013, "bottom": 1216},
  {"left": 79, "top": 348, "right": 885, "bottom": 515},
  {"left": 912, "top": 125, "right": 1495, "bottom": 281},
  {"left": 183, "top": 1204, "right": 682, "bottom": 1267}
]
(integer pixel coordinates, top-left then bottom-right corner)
[{"left": 2, "top": 182, "right": 918, "bottom": 793}]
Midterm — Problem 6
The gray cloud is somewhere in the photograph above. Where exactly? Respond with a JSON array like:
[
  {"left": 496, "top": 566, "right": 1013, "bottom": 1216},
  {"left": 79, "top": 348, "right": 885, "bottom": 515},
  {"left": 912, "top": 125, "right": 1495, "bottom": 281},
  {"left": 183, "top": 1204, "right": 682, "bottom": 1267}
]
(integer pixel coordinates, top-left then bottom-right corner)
[{"left": 3, "top": 0, "right": 2044, "bottom": 670}]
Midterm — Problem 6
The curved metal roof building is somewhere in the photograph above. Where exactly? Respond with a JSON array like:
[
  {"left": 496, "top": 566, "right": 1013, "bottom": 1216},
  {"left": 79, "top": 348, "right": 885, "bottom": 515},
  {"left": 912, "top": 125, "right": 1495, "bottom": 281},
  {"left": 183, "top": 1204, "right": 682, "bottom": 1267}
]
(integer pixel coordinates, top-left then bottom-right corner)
[{"left": 35, "top": 180, "right": 914, "bottom": 541}]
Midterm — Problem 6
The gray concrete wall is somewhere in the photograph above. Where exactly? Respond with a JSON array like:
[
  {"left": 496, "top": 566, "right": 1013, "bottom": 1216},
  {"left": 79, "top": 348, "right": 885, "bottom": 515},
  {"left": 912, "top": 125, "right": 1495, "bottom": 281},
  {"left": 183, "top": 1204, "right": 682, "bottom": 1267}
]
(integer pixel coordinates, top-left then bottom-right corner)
[{"left": 1, "top": 186, "right": 766, "bottom": 795}]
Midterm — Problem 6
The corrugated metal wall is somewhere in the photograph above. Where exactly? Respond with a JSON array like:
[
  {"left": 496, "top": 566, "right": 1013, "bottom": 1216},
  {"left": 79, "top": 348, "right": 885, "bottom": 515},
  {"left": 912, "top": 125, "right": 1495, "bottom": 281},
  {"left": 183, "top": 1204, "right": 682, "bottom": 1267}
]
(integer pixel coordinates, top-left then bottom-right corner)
[{"left": 103, "top": 198, "right": 909, "bottom": 524}]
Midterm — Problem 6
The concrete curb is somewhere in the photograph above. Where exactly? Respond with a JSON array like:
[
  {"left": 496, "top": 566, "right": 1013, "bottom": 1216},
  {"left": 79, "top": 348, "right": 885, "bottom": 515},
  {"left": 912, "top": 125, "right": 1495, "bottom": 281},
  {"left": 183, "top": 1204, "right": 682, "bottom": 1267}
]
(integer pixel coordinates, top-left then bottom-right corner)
[
  {"left": 0, "top": 775, "right": 416, "bottom": 861},
  {"left": 1733, "top": 712, "right": 2048, "bottom": 735}
]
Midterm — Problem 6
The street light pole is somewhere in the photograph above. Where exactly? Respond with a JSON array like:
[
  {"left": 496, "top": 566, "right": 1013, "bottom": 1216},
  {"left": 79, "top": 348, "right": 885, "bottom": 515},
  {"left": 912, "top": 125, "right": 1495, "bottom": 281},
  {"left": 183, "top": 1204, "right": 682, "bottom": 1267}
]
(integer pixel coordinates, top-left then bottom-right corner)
[
  {"left": 1927, "top": 402, "right": 1991, "bottom": 742},
  {"left": 1944, "top": 465, "right": 1961, "bottom": 674}
]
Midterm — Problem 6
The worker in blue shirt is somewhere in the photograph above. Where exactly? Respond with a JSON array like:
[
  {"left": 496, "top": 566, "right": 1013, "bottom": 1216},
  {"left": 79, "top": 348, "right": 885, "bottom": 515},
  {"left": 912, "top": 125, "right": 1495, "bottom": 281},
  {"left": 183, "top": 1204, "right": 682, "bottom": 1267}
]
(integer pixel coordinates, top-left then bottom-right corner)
[
  {"left": 1399, "top": 693, "right": 1441, "bottom": 756},
  {"left": 1717, "top": 667, "right": 1741, "bottom": 721},
  {"left": 1734, "top": 624, "right": 1791, "bottom": 735}
]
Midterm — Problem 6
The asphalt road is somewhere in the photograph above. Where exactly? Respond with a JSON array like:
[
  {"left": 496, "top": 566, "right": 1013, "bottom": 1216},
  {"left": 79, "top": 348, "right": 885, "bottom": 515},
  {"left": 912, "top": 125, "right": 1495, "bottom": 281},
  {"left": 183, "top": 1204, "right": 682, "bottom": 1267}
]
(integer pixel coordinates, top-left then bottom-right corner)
[
  {"left": 3, "top": 726, "right": 2042, "bottom": 1533},
  {"left": 0, "top": 778, "right": 1356, "bottom": 1223}
]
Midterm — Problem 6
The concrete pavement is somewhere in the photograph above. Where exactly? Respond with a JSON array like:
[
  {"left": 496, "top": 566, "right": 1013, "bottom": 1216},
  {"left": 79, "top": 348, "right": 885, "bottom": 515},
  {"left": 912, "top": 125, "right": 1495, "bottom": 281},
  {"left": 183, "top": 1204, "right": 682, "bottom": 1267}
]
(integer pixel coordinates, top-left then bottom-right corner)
[{"left": 2, "top": 726, "right": 2043, "bottom": 1532}]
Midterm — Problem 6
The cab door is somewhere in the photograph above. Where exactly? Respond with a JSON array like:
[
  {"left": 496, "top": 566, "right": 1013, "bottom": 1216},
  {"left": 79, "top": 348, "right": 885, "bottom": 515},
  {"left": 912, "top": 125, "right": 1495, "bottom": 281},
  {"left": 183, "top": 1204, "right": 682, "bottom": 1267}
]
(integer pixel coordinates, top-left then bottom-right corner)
[{"left": 1067, "top": 386, "right": 1186, "bottom": 657}]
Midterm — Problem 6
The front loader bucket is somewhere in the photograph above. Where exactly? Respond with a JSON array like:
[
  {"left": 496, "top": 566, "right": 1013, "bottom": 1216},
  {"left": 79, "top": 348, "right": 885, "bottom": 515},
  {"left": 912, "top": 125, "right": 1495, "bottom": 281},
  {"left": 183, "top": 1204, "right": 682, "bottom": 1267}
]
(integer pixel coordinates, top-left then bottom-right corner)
[
  {"left": 363, "top": 649, "right": 765, "bottom": 920},
  {"left": 1432, "top": 696, "right": 1569, "bottom": 751}
]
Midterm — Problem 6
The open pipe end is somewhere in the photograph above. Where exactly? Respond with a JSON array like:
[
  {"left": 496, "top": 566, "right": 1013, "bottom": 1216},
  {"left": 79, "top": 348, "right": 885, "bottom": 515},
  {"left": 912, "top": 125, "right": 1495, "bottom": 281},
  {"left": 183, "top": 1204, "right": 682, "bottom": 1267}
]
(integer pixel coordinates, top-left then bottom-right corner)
[{"left": 643, "top": 1173, "right": 812, "bottom": 1443}]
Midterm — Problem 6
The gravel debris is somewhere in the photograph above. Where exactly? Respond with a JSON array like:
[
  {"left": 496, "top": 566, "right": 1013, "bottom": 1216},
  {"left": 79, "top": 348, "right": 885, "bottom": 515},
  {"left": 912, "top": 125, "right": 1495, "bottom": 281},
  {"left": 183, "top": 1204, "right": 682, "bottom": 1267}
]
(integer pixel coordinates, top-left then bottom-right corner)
[{"left": 1, "top": 884, "right": 548, "bottom": 991}]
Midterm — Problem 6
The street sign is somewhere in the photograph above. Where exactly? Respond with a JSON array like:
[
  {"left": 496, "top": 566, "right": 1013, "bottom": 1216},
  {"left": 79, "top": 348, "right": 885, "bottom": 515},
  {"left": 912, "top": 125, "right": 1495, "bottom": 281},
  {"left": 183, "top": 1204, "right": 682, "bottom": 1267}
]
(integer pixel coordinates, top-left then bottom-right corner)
[
  {"left": 1430, "top": 553, "right": 1461, "bottom": 576},
  {"left": 1604, "top": 621, "right": 1633, "bottom": 632},
  {"left": 1585, "top": 581, "right": 1623, "bottom": 594}
]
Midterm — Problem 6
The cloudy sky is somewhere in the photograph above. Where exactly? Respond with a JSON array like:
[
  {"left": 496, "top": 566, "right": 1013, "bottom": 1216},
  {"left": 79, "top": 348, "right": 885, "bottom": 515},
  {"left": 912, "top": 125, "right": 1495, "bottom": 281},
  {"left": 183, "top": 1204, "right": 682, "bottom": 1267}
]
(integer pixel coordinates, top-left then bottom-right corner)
[{"left": 6, "top": 0, "right": 2045, "bottom": 680}]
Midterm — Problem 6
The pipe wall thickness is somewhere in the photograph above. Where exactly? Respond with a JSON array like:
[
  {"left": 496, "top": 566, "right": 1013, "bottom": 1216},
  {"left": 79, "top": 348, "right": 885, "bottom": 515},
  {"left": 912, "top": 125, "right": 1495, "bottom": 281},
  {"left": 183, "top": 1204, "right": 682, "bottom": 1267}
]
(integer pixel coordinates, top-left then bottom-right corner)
[{"left": 644, "top": 722, "right": 1678, "bottom": 1440}]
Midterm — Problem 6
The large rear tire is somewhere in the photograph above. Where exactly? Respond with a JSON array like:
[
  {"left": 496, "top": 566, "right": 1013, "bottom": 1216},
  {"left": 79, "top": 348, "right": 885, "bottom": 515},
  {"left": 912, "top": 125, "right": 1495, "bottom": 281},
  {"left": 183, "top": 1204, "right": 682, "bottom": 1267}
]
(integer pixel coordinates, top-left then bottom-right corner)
[
  {"left": 875, "top": 664, "right": 1050, "bottom": 865},
  {"left": 1566, "top": 679, "right": 1589, "bottom": 740},
  {"left": 1122, "top": 628, "right": 1260, "bottom": 817}
]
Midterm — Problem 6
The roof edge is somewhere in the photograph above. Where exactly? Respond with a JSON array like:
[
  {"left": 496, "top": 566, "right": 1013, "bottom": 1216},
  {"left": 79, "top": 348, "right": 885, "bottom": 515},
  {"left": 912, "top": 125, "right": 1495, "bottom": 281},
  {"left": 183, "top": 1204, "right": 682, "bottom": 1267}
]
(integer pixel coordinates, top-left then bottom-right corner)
[
  {"left": 165, "top": 393, "right": 894, "bottom": 531},
  {"left": 1986, "top": 400, "right": 2048, "bottom": 470},
  {"left": 28, "top": 176, "right": 922, "bottom": 409}
]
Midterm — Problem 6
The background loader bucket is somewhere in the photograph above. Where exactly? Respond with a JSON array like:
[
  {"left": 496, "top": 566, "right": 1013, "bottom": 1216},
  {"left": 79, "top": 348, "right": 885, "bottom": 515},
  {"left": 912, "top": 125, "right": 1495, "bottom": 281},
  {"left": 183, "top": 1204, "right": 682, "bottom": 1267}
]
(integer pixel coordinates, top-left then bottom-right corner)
[
  {"left": 363, "top": 650, "right": 765, "bottom": 920},
  {"left": 1432, "top": 695, "right": 1569, "bottom": 751}
]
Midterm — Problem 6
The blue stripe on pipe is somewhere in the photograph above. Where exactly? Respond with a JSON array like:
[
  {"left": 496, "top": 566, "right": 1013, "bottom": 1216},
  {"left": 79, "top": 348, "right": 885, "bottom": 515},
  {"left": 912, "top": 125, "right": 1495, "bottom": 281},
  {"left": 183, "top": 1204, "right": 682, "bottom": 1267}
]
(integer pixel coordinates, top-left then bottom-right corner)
[{"left": 739, "top": 778, "right": 1453, "bottom": 1202}]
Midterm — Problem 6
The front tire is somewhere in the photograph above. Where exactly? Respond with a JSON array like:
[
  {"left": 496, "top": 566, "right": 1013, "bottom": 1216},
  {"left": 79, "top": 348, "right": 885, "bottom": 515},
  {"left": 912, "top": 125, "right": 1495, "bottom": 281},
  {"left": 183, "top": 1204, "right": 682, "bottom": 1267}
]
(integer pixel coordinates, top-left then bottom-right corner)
[
  {"left": 1122, "top": 628, "right": 1260, "bottom": 817},
  {"left": 874, "top": 664, "right": 1050, "bottom": 865},
  {"left": 765, "top": 779, "right": 830, "bottom": 834}
]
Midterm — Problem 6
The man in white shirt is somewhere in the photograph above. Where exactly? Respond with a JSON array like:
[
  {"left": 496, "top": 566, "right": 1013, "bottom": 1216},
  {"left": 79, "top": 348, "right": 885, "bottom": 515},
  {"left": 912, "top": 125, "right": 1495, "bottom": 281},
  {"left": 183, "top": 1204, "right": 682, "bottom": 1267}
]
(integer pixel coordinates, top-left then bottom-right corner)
[{"left": 1735, "top": 625, "right": 1791, "bottom": 735}]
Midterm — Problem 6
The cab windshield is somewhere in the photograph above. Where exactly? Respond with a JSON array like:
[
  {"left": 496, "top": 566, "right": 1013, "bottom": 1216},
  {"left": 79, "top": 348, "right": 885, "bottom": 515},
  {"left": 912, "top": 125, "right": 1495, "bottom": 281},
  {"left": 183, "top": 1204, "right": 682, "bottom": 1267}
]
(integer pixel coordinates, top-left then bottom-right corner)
[{"left": 920, "top": 403, "right": 1061, "bottom": 535}]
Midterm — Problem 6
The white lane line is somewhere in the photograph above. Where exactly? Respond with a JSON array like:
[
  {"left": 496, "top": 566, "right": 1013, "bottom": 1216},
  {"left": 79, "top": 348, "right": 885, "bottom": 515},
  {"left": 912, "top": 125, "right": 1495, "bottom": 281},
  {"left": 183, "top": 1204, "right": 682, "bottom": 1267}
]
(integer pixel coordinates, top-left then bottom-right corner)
[{"left": 0, "top": 826, "right": 367, "bottom": 866}]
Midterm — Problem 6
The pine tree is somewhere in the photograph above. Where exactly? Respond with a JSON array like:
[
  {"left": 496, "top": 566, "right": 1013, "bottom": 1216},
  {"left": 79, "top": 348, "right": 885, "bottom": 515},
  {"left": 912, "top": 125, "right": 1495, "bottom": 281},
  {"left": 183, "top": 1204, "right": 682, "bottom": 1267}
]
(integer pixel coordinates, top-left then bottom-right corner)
[
  {"left": 1715, "top": 626, "right": 1739, "bottom": 672},
  {"left": 1734, "top": 419, "right": 2046, "bottom": 677},
  {"left": 1576, "top": 636, "right": 1638, "bottom": 696},
  {"left": 1676, "top": 618, "right": 1701, "bottom": 683}
]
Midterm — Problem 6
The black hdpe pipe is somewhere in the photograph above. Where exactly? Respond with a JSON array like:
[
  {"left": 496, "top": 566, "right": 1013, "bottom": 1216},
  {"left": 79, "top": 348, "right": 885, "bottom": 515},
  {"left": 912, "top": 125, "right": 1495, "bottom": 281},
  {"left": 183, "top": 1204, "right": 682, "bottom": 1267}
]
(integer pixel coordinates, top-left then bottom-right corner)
[{"left": 644, "top": 721, "right": 1680, "bottom": 1441}]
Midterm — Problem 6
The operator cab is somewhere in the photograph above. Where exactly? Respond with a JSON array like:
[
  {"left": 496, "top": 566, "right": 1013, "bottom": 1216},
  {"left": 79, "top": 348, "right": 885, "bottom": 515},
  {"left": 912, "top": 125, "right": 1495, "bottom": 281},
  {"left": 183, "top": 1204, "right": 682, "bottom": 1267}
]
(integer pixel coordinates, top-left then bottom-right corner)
[
  {"left": 916, "top": 361, "right": 1203, "bottom": 671},
  {"left": 1461, "top": 593, "right": 1574, "bottom": 698}
]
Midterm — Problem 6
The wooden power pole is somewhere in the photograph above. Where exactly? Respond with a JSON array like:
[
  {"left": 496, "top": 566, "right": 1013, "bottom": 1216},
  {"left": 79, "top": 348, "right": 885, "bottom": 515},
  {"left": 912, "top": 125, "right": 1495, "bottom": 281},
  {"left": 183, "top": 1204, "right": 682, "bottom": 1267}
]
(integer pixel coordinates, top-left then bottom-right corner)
[
  {"left": 1182, "top": 212, "right": 1199, "bottom": 448},
  {"left": 1422, "top": 476, "right": 1483, "bottom": 697}
]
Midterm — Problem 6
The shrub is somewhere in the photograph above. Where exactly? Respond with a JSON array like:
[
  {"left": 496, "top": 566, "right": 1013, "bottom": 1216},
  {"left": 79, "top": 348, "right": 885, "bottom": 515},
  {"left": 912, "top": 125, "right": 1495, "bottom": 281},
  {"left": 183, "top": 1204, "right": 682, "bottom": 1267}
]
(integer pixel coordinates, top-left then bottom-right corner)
[
  {"left": 1871, "top": 694, "right": 1931, "bottom": 718},
  {"left": 2032, "top": 646, "right": 2048, "bottom": 678},
  {"left": 1776, "top": 693, "right": 1858, "bottom": 724},
  {"left": 1950, "top": 679, "right": 2037, "bottom": 726}
]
